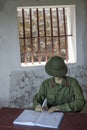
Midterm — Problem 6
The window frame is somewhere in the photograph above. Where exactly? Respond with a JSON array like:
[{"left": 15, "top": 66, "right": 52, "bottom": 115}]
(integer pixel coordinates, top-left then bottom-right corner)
[{"left": 17, "top": 5, "right": 76, "bottom": 66}]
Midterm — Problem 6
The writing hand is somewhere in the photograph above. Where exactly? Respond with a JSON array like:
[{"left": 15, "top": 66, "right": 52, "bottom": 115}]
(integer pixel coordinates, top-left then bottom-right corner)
[{"left": 35, "top": 105, "right": 43, "bottom": 112}]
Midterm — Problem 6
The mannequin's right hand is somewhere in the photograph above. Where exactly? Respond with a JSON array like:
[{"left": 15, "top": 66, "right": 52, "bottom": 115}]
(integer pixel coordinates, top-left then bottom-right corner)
[{"left": 35, "top": 105, "right": 43, "bottom": 112}]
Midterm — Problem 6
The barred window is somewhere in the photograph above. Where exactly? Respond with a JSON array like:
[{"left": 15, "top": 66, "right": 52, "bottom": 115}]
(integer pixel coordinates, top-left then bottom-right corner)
[{"left": 17, "top": 5, "right": 76, "bottom": 66}]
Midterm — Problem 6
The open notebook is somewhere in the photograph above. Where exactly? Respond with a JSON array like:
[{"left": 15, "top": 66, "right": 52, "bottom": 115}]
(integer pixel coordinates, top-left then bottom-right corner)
[{"left": 13, "top": 109, "right": 64, "bottom": 128}]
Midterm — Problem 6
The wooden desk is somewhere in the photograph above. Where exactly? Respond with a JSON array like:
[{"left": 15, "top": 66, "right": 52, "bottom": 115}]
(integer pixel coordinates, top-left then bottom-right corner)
[{"left": 0, "top": 107, "right": 87, "bottom": 130}]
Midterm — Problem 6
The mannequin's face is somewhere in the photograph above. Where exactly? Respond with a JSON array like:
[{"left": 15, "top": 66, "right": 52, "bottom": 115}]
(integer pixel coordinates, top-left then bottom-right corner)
[
  {"left": 55, "top": 77, "right": 62, "bottom": 84},
  {"left": 55, "top": 77, "right": 62, "bottom": 80}
]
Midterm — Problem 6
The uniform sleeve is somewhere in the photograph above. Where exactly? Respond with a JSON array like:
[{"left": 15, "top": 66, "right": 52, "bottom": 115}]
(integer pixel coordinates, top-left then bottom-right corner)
[
  {"left": 33, "top": 81, "right": 46, "bottom": 109},
  {"left": 59, "top": 79, "right": 86, "bottom": 112}
]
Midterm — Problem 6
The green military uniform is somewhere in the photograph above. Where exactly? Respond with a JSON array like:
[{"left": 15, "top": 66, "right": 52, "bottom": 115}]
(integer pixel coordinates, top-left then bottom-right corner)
[{"left": 33, "top": 76, "right": 85, "bottom": 112}]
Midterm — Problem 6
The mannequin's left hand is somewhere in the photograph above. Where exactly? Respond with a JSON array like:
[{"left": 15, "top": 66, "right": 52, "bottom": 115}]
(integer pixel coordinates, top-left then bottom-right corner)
[{"left": 48, "top": 106, "right": 60, "bottom": 113}]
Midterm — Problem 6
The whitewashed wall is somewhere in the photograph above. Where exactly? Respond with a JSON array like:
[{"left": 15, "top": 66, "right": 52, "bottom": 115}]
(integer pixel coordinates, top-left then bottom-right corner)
[{"left": 0, "top": 0, "right": 87, "bottom": 110}]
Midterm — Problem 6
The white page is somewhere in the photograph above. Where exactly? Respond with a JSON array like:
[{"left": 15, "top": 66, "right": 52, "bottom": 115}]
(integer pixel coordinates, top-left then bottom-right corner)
[
  {"left": 36, "top": 111, "right": 64, "bottom": 128},
  {"left": 13, "top": 110, "right": 41, "bottom": 126}
]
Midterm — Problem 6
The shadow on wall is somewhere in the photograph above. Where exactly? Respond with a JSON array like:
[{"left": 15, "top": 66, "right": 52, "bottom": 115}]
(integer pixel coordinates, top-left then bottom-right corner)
[{"left": 9, "top": 65, "right": 87, "bottom": 111}]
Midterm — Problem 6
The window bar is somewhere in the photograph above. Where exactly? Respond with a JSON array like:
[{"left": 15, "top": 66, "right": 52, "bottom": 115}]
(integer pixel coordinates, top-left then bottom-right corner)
[
  {"left": 56, "top": 8, "right": 61, "bottom": 56},
  {"left": 22, "top": 9, "right": 27, "bottom": 64},
  {"left": 50, "top": 8, "right": 54, "bottom": 56},
  {"left": 63, "top": 8, "right": 68, "bottom": 61},
  {"left": 36, "top": 8, "right": 41, "bottom": 64},
  {"left": 29, "top": 9, "right": 34, "bottom": 64},
  {"left": 43, "top": 8, "right": 47, "bottom": 62},
  {"left": 29, "top": 34, "right": 71, "bottom": 39}
]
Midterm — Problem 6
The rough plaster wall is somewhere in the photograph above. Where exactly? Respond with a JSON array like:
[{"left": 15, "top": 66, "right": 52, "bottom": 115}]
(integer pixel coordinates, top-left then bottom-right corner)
[
  {"left": 9, "top": 65, "right": 87, "bottom": 108},
  {"left": 9, "top": 69, "right": 49, "bottom": 108}
]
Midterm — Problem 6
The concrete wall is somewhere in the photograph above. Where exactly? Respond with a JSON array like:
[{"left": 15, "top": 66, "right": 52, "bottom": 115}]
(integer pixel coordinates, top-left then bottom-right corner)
[{"left": 0, "top": 0, "right": 87, "bottom": 110}]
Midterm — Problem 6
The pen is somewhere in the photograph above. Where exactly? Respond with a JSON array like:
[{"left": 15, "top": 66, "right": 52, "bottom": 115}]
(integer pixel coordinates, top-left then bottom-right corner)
[{"left": 42, "top": 98, "right": 47, "bottom": 110}]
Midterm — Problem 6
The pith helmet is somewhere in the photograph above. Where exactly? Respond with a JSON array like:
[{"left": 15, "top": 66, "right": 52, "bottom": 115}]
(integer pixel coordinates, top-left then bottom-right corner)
[{"left": 45, "top": 56, "right": 67, "bottom": 77}]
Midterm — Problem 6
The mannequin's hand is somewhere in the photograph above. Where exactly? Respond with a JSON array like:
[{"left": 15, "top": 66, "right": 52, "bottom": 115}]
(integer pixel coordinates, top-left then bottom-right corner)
[
  {"left": 48, "top": 106, "right": 60, "bottom": 113},
  {"left": 35, "top": 105, "right": 43, "bottom": 112}
]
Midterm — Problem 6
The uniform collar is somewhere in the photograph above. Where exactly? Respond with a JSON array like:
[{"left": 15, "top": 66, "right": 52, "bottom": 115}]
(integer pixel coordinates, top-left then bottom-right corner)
[
  {"left": 51, "top": 77, "right": 69, "bottom": 88},
  {"left": 62, "top": 76, "right": 69, "bottom": 87}
]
